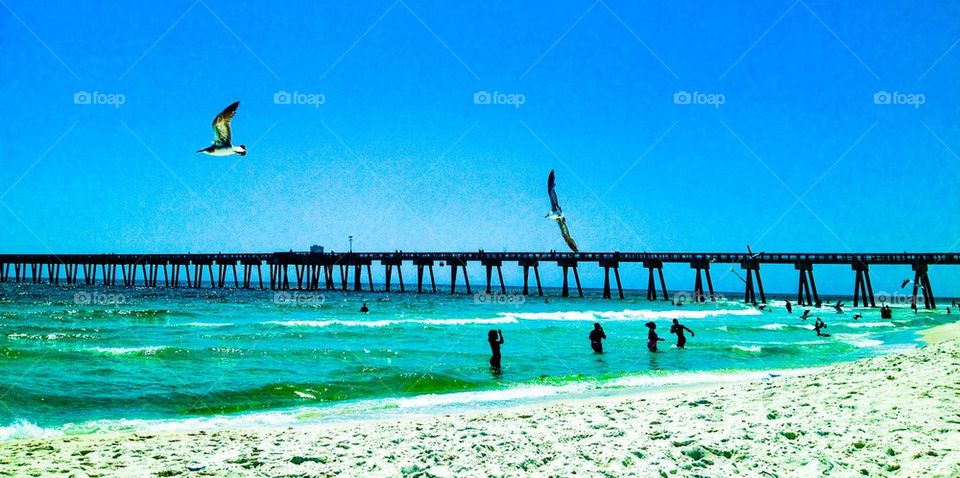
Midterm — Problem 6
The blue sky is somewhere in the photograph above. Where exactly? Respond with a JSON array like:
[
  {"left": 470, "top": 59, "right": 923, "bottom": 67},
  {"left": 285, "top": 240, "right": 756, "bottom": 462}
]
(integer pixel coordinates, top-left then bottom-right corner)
[{"left": 1, "top": 0, "right": 959, "bottom": 295}]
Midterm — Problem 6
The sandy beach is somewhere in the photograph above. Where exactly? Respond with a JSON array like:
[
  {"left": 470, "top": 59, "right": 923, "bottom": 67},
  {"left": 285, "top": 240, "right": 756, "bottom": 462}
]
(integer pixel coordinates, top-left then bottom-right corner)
[{"left": 0, "top": 334, "right": 957, "bottom": 477}]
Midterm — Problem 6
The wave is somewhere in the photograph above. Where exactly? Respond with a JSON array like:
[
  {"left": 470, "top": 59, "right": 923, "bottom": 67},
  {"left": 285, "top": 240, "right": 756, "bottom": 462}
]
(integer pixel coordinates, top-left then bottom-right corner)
[
  {"left": 843, "top": 322, "right": 896, "bottom": 329},
  {"left": 730, "top": 344, "right": 764, "bottom": 353},
  {"left": 179, "top": 322, "right": 235, "bottom": 328},
  {"left": 90, "top": 346, "right": 172, "bottom": 356},
  {"left": 0, "top": 419, "right": 64, "bottom": 441},
  {"left": 0, "top": 367, "right": 815, "bottom": 442},
  {"left": 264, "top": 317, "right": 518, "bottom": 328},
  {"left": 833, "top": 333, "right": 884, "bottom": 348},
  {"left": 606, "top": 368, "right": 809, "bottom": 388},
  {"left": 7, "top": 332, "right": 96, "bottom": 341},
  {"left": 500, "top": 308, "right": 761, "bottom": 322}
]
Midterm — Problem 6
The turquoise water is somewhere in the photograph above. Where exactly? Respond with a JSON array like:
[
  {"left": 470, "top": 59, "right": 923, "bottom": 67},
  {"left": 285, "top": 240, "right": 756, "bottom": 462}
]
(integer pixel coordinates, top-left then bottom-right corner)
[{"left": 0, "top": 283, "right": 953, "bottom": 440}]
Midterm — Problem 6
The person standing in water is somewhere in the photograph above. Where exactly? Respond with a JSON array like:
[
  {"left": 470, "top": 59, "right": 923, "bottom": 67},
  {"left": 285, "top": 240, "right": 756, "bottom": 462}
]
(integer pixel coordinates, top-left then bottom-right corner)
[
  {"left": 646, "top": 322, "right": 664, "bottom": 352},
  {"left": 669, "top": 319, "right": 695, "bottom": 349},
  {"left": 359, "top": 302, "right": 369, "bottom": 313},
  {"left": 589, "top": 323, "right": 606, "bottom": 353},
  {"left": 488, "top": 329, "right": 504, "bottom": 370}
]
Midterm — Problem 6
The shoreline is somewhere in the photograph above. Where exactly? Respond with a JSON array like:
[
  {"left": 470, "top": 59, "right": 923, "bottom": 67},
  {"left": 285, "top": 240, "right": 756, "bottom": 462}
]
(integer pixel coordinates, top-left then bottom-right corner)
[
  {"left": 3, "top": 340, "right": 957, "bottom": 477},
  {"left": 919, "top": 319, "right": 960, "bottom": 345}
]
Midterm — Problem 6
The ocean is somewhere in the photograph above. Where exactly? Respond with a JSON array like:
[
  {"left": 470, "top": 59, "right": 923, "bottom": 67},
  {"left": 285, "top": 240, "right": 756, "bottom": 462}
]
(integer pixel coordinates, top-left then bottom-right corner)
[{"left": 0, "top": 283, "right": 952, "bottom": 441}]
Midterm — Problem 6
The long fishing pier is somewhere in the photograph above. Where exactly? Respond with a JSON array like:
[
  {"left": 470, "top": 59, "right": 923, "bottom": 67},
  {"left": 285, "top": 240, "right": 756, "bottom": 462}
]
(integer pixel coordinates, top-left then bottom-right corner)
[{"left": 0, "top": 252, "right": 950, "bottom": 309}]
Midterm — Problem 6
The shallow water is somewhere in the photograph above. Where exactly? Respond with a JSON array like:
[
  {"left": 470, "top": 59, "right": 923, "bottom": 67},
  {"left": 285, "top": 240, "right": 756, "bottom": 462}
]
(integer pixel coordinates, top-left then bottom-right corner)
[{"left": 0, "top": 283, "right": 953, "bottom": 440}]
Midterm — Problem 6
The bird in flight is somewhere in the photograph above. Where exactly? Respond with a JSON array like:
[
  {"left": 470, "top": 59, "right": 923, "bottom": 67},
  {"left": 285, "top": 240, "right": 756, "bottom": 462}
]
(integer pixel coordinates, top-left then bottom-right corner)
[
  {"left": 900, "top": 278, "right": 925, "bottom": 290},
  {"left": 197, "top": 101, "right": 247, "bottom": 157},
  {"left": 545, "top": 170, "right": 579, "bottom": 253}
]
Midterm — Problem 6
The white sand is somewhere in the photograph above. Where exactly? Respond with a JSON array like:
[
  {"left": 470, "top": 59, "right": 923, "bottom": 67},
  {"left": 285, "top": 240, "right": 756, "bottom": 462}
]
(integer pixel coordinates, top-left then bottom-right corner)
[
  {"left": 2, "top": 341, "right": 959, "bottom": 477},
  {"left": 921, "top": 320, "right": 960, "bottom": 345}
]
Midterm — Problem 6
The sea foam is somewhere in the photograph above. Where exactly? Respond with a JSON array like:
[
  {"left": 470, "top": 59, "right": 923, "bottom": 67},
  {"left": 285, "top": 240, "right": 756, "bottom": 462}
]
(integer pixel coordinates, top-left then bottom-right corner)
[{"left": 500, "top": 308, "right": 761, "bottom": 322}]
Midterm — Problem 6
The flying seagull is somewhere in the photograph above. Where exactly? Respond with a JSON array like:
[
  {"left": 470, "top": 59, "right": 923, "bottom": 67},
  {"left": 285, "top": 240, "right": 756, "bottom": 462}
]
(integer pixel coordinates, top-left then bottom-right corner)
[
  {"left": 545, "top": 170, "right": 579, "bottom": 253},
  {"left": 197, "top": 101, "right": 247, "bottom": 157},
  {"left": 901, "top": 278, "right": 925, "bottom": 290}
]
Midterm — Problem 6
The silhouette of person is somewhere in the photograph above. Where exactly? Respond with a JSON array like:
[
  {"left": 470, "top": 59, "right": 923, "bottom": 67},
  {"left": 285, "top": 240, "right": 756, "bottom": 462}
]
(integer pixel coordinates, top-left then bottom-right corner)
[
  {"left": 360, "top": 302, "right": 369, "bottom": 313},
  {"left": 646, "top": 322, "right": 664, "bottom": 352},
  {"left": 589, "top": 323, "right": 606, "bottom": 353},
  {"left": 669, "top": 319, "right": 695, "bottom": 349},
  {"left": 785, "top": 300, "right": 793, "bottom": 314},
  {"left": 880, "top": 305, "right": 892, "bottom": 319},
  {"left": 488, "top": 329, "right": 504, "bottom": 370},
  {"left": 814, "top": 318, "right": 830, "bottom": 337}
]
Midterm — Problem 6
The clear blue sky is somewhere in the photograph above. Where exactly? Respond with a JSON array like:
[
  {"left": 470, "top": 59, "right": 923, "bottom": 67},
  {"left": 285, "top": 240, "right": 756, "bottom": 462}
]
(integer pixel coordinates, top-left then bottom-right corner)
[{"left": 2, "top": 0, "right": 959, "bottom": 295}]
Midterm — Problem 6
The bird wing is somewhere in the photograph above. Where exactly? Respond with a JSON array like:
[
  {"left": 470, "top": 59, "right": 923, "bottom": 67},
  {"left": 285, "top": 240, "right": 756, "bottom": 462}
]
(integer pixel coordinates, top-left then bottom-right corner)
[
  {"left": 900, "top": 279, "right": 910, "bottom": 289},
  {"left": 547, "top": 170, "right": 561, "bottom": 214},
  {"left": 557, "top": 216, "right": 579, "bottom": 252},
  {"left": 212, "top": 101, "right": 239, "bottom": 146}
]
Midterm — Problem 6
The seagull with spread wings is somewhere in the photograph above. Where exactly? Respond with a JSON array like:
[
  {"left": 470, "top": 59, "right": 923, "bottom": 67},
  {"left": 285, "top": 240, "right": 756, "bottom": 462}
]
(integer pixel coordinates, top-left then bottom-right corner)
[
  {"left": 545, "top": 170, "right": 579, "bottom": 253},
  {"left": 196, "top": 101, "right": 247, "bottom": 156}
]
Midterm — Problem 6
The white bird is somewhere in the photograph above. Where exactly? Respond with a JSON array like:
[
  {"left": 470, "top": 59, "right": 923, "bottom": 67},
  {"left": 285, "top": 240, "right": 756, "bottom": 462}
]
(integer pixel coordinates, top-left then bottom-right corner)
[
  {"left": 545, "top": 170, "right": 579, "bottom": 253},
  {"left": 197, "top": 101, "right": 247, "bottom": 156}
]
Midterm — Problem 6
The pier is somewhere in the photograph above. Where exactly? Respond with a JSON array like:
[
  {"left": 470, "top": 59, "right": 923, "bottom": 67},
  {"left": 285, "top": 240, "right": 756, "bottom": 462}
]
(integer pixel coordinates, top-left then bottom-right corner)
[{"left": 0, "top": 251, "right": 953, "bottom": 309}]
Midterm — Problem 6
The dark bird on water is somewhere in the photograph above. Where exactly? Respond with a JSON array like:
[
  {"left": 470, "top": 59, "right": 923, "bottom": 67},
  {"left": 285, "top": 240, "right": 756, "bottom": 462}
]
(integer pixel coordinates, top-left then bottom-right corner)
[
  {"left": 197, "top": 101, "right": 247, "bottom": 157},
  {"left": 545, "top": 170, "right": 579, "bottom": 253}
]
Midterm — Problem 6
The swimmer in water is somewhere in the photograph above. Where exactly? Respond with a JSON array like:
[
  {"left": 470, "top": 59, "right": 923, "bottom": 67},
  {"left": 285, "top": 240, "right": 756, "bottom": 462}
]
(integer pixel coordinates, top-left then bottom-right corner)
[
  {"left": 359, "top": 303, "right": 369, "bottom": 313},
  {"left": 646, "top": 322, "right": 665, "bottom": 352},
  {"left": 589, "top": 323, "right": 606, "bottom": 353},
  {"left": 669, "top": 319, "right": 695, "bottom": 349},
  {"left": 488, "top": 329, "right": 504, "bottom": 370},
  {"left": 785, "top": 300, "right": 793, "bottom": 314}
]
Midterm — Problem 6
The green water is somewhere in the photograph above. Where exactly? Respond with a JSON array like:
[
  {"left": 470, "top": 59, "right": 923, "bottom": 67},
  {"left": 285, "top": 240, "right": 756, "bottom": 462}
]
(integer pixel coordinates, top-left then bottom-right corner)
[{"left": 0, "top": 283, "right": 952, "bottom": 440}]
